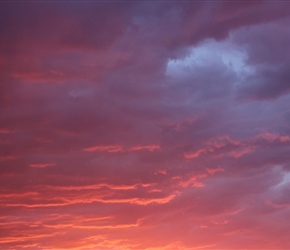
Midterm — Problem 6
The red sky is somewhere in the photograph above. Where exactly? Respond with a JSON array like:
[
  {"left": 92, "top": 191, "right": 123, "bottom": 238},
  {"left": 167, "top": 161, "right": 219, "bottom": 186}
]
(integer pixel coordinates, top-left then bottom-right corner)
[{"left": 1, "top": 1, "right": 290, "bottom": 249}]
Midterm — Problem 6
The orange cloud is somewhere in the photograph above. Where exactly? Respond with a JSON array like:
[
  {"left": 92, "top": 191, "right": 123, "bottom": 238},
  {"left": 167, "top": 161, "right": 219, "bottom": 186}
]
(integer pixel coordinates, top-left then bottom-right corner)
[
  {"left": 83, "top": 144, "right": 160, "bottom": 153},
  {"left": 130, "top": 145, "right": 160, "bottom": 151},
  {"left": 29, "top": 163, "right": 56, "bottom": 168},
  {"left": 83, "top": 145, "right": 124, "bottom": 153}
]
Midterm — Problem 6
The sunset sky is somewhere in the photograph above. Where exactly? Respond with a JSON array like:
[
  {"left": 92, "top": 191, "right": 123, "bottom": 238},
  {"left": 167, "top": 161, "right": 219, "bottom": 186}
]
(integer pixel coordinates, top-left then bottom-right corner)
[{"left": 1, "top": 1, "right": 290, "bottom": 249}]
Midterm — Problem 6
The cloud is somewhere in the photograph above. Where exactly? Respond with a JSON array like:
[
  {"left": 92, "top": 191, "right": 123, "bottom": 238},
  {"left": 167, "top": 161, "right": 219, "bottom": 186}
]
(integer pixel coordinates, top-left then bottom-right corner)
[
  {"left": 29, "top": 163, "right": 56, "bottom": 168},
  {"left": 1, "top": 1, "right": 290, "bottom": 249}
]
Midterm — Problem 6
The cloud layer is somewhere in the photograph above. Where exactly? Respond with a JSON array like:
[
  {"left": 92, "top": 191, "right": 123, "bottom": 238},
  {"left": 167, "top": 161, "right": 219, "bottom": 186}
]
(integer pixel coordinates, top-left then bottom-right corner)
[{"left": 1, "top": 1, "right": 290, "bottom": 249}]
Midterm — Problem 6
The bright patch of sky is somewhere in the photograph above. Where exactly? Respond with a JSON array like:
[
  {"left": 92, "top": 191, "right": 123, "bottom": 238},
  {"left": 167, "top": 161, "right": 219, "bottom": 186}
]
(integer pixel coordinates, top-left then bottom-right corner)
[
  {"left": 272, "top": 165, "right": 290, "bottom": 191},
  {"left": 166, "top": 38, "right": 255, "bottom": 81}
]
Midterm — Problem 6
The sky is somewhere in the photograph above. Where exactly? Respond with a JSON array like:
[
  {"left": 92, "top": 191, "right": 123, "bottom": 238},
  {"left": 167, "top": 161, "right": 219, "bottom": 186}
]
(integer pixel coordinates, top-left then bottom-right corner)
[{"left": 1, "top": 1, "right": 290, "bottom": 249}]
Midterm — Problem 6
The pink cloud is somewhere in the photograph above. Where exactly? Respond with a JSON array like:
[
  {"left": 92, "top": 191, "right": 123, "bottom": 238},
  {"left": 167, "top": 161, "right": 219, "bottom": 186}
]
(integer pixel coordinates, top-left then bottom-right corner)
[{"left": 0, "top": 128, "right": 14, "bottom": 134}]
